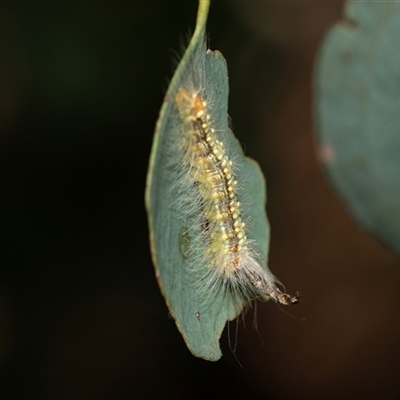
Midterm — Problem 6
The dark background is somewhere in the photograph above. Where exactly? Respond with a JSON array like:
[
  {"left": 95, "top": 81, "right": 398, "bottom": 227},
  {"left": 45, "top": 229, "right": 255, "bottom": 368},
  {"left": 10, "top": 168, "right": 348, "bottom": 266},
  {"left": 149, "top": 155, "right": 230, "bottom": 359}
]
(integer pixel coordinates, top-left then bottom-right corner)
[{"left": 1, "top": 1, "right": 400, "bottom": 399}]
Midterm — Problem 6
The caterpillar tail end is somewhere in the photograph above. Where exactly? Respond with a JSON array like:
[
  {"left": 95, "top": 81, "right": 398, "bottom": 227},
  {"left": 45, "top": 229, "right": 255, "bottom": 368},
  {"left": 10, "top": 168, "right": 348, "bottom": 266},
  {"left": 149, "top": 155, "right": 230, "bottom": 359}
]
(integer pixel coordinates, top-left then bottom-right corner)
[{"left": 270, "top": 289, "right": 301, "bottom": 306}]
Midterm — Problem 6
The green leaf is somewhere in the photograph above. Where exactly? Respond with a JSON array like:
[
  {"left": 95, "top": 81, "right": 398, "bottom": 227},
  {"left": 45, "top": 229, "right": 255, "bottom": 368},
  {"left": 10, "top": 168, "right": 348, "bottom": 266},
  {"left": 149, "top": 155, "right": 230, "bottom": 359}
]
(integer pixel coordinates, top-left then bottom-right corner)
[
  {"left": 315, "top": 3, "right": 400, "bottom": 256},
  {"left": 145, "top": 0, "right": 271, "bottom": 360}
]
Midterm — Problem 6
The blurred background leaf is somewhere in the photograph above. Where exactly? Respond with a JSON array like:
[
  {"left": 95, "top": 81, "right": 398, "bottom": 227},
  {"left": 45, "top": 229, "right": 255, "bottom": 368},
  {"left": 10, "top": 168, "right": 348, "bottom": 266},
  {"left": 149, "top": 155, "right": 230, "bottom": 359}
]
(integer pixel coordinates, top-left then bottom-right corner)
[{"left": 315, "top": 2, "right": 400, "bottom": 256}]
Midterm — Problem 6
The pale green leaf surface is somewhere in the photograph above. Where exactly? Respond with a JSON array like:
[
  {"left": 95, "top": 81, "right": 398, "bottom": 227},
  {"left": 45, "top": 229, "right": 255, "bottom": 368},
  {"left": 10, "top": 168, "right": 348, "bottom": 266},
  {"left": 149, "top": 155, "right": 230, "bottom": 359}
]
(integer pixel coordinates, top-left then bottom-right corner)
[
  {"left": 315, "top": 2, "right": 400, "bottom": 255},
  {"left": 145, "top": 1, "right": 270, "bottom": 360}
]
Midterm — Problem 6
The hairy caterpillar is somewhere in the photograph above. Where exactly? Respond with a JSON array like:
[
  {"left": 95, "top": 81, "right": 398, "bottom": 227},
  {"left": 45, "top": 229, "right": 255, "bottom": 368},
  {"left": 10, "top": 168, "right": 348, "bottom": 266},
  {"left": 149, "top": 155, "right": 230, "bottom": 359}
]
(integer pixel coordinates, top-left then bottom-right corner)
[{"left": 173, "top": 84, "right": 299, "bottom": 306}]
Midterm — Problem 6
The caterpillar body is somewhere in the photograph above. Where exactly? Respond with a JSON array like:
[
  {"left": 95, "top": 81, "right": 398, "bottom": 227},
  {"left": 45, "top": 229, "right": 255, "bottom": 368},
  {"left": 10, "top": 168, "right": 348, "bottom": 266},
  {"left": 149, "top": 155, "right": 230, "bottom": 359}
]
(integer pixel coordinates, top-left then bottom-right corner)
[{"left": 172, "top": 82, "right": 299, "bottom": 306}]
